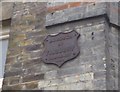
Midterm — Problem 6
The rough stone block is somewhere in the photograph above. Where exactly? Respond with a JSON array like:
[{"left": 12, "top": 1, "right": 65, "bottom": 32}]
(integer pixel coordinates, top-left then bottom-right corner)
[
  {"left": 93, "top": 79, "right": 106, "bottom": 90},
  {"left": 9, "top": 76, "right": 21, "bottom": 85},
  {"left": 23, "top": 58, "right": 42, "bottom": 69},
  {"left": 92, "top": 61, "right": 106, "bottom": 72},
  {"left": 94, "top": 71, "right": 106, "bottom": 79},
  {"left": 63, "top": 75, "right": 80, "bottom": 83},
  {"left": 25, "top": 81, "right": 38, "bottom": 89},
  {"left": 85, "top": 80, "right": 94, "bottom": 90},
  {"left": 4, "top": 69, "right": 23, "bottom": 78},
  {"left": 44, "top": 86, "right": 57, "bottom": 90},
  {"left": 79, "top": 73, "right": 94, "bottom": 81},
  {"left": 38, "top": 80, "right": 50, "bottom": 88},
  {"left": 25, "top": 44, "right": 42, "bottom": 51},
  {"left": 57, "top": 82, "right": 86, "bottom": 90},
  {"left": 23, "top": 73, "right": 44, "bottom": 83},
  {"left": 44, "top": 70, "right": 57, "bottom": 80}
]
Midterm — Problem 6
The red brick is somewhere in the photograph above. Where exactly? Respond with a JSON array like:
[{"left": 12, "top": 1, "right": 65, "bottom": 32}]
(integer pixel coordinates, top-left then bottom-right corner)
[{"left": 47, "top": 2, "right": 81, "bottom": 13}]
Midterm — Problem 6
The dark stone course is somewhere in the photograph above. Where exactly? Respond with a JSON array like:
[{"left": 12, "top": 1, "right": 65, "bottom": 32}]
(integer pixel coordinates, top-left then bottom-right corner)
[
  {"left": 25, "top": 82, "right": 38, "bottom": 89},
  {"left": 30, "top": 50, "right": 43, "bottom": 59},
  {"left": 9, "top": 76, "right": 21, "bottom": 85},
  {"left": 4, "top": 69, "right": 24, "bottom": 78},
  {"left": 26, "top": 31, "right": 42, "bottom": 38},
  {"left": 25, "top": 44, "right": 42, "bottom": 51},
  {"left": 23, "top": 58, "right": 42, "bottom": 69},
  {"left": 22, "top": 73, "right": 44, "bottom": 82}
]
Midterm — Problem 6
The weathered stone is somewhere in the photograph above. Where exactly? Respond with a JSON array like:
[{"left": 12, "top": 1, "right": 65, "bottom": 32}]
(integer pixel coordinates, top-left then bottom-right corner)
[
  {"left": 25, "top": 65, "right": 42, "bottom": 75},
  {"left": 38, "top": 80, "right": 50, "bottom": 88},
  {"left": 25, "top": 44, "right": 42, "bottom": 51},
  {"left": 57, "top": 64, "right": 93, "bottom": 77},
  {"left": 46, "top": 3, "right": 106, "bottom": 26},
  {"left": 22, "top": 73, "right": 44, "bottom": 82},
  {"left": 63, "top": 75, "right": 80, "bottom": 83},
  {"left": 26, "top": 31, "right": 43, "bottom": 38},
  {"left": 16, "top": 53, "right": 31, "bottom": 62},
  {"left": 34, "top": 36, "right": 45, "bottom": 44},
  {"left": 92, "top": 61, "right": 106, "bottom": 72},
  {"left": 2, "top": 2, "right": 119, "bottom": 90},
  {"left": 85, "top": 80, "right": 94, "bottom": 90},
  {"left": 5, "top": 57, "right": 16, "bottom": 65},
  {"left": 2, "top": 2, "right": 47, "bottom": 90},
  {"left": 12, "top": 62, "right": 22, "bottom": 69},
  {"left": 2, "top": 78, "right": 9, "bottom": 86},
  {"left": 57, "top": 82, "right": 86, "bottom": 90},
  {"left": 4, "top": 69, "right": 23, "bottom": 77},
  {"left": 19, "top": 39, "right": 33, "bottom": 46},
  {"left": 23, "top": 58, "right": 42, "bottom": 69},
  {"left": 2, "top": 84, "right": 24, "bottom": 90},
  {"left": 44, "top": 70, "right": 57, "bottom": 80},
  {"left": 14, "top": 34, "right": 26, "bottom": 42},
  {"left": 93, "top": 79, "right": 106, "bottom": 90},
  {"left": 44, "top": 86, "right": 57, "bottom": 90},
  {"left": 79, "top": 73, "right": 94, "bottom": 81},
  {"left": 30, "top": 50, "right": 43, "bottom": 59},
  {"left": 9, "top": 76, "right": 21, "bottom": 85},
  {"left": 94, "top": 71, "right": 106, "bottom": 79},
  {"left": 25, "top": 81, "right": 38, "bottom": 89}
]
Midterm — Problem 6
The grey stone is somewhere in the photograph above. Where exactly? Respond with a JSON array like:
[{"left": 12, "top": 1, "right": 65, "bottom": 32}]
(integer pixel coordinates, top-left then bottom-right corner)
[
  {"left": 44, "top": 86, "right": 57, "bottom": 90},
  {"left": 46, "top": 3, "right": 106, "bottom": 26},
  {"left": 57, "top": 64, "right": 92, "bottom": 77},
  {"left": 57, "top": 82, "right": 86, "bottom": 90},
  {"left": 93, "top": 79, "right": 106, "bottom": 90},
  {"left": 44, "top": 70, "right": 57, "bottom": 80},
  {"left": 94, "top": 71, "right": 106, "bottom": 79},
  {"left": 92, "top": 61, "right": 106, "bottom": 72}
]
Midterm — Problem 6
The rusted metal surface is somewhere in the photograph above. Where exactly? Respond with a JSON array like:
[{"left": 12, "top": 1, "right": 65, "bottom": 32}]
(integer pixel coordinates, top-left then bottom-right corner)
[{"left": 41, "top": 30, "right": 80, "bottom": 67}]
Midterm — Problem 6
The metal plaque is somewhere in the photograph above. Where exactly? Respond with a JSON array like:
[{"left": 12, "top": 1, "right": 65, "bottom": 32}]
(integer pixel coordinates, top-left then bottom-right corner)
[{"left": 41, "top": 30, "right": 80, "bottom": 67}]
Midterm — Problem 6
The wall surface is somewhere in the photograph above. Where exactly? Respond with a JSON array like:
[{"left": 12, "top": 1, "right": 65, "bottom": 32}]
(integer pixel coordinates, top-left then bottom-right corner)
[
  {"left": 106, "top": 25, "right": 119, "bottom": 90},
  {"left": 0, "top": 2, "right": 13, "bottom": 21},
  {"left": 2, "top": 2, "right": 119, "bottom": 90},
  {"left": 2, "top": 2, "right": 47, "bottom": 90},
  {"left": 45, "top": 16, "right": 107, "bottom": 90}
]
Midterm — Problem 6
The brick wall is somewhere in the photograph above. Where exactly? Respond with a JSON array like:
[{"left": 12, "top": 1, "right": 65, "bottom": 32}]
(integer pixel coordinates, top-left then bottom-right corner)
[
  {"left": 47, "top": 2, "right": 93, "bottom": 13},
  {"left": 2, "top": 2, "right": 119, "bottom": 90},
  {"left": 2, "top": 2, "right": 47, "bottom": 90}
]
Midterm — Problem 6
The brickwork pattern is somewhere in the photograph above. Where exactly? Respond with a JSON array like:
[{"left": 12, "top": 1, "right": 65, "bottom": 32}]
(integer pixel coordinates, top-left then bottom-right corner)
[
  {"left": 2, "top": 2, "right": 47, "bottom": 90},
  {"left": 2, "top": 2, "right": 119, "bottom": 90}
]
